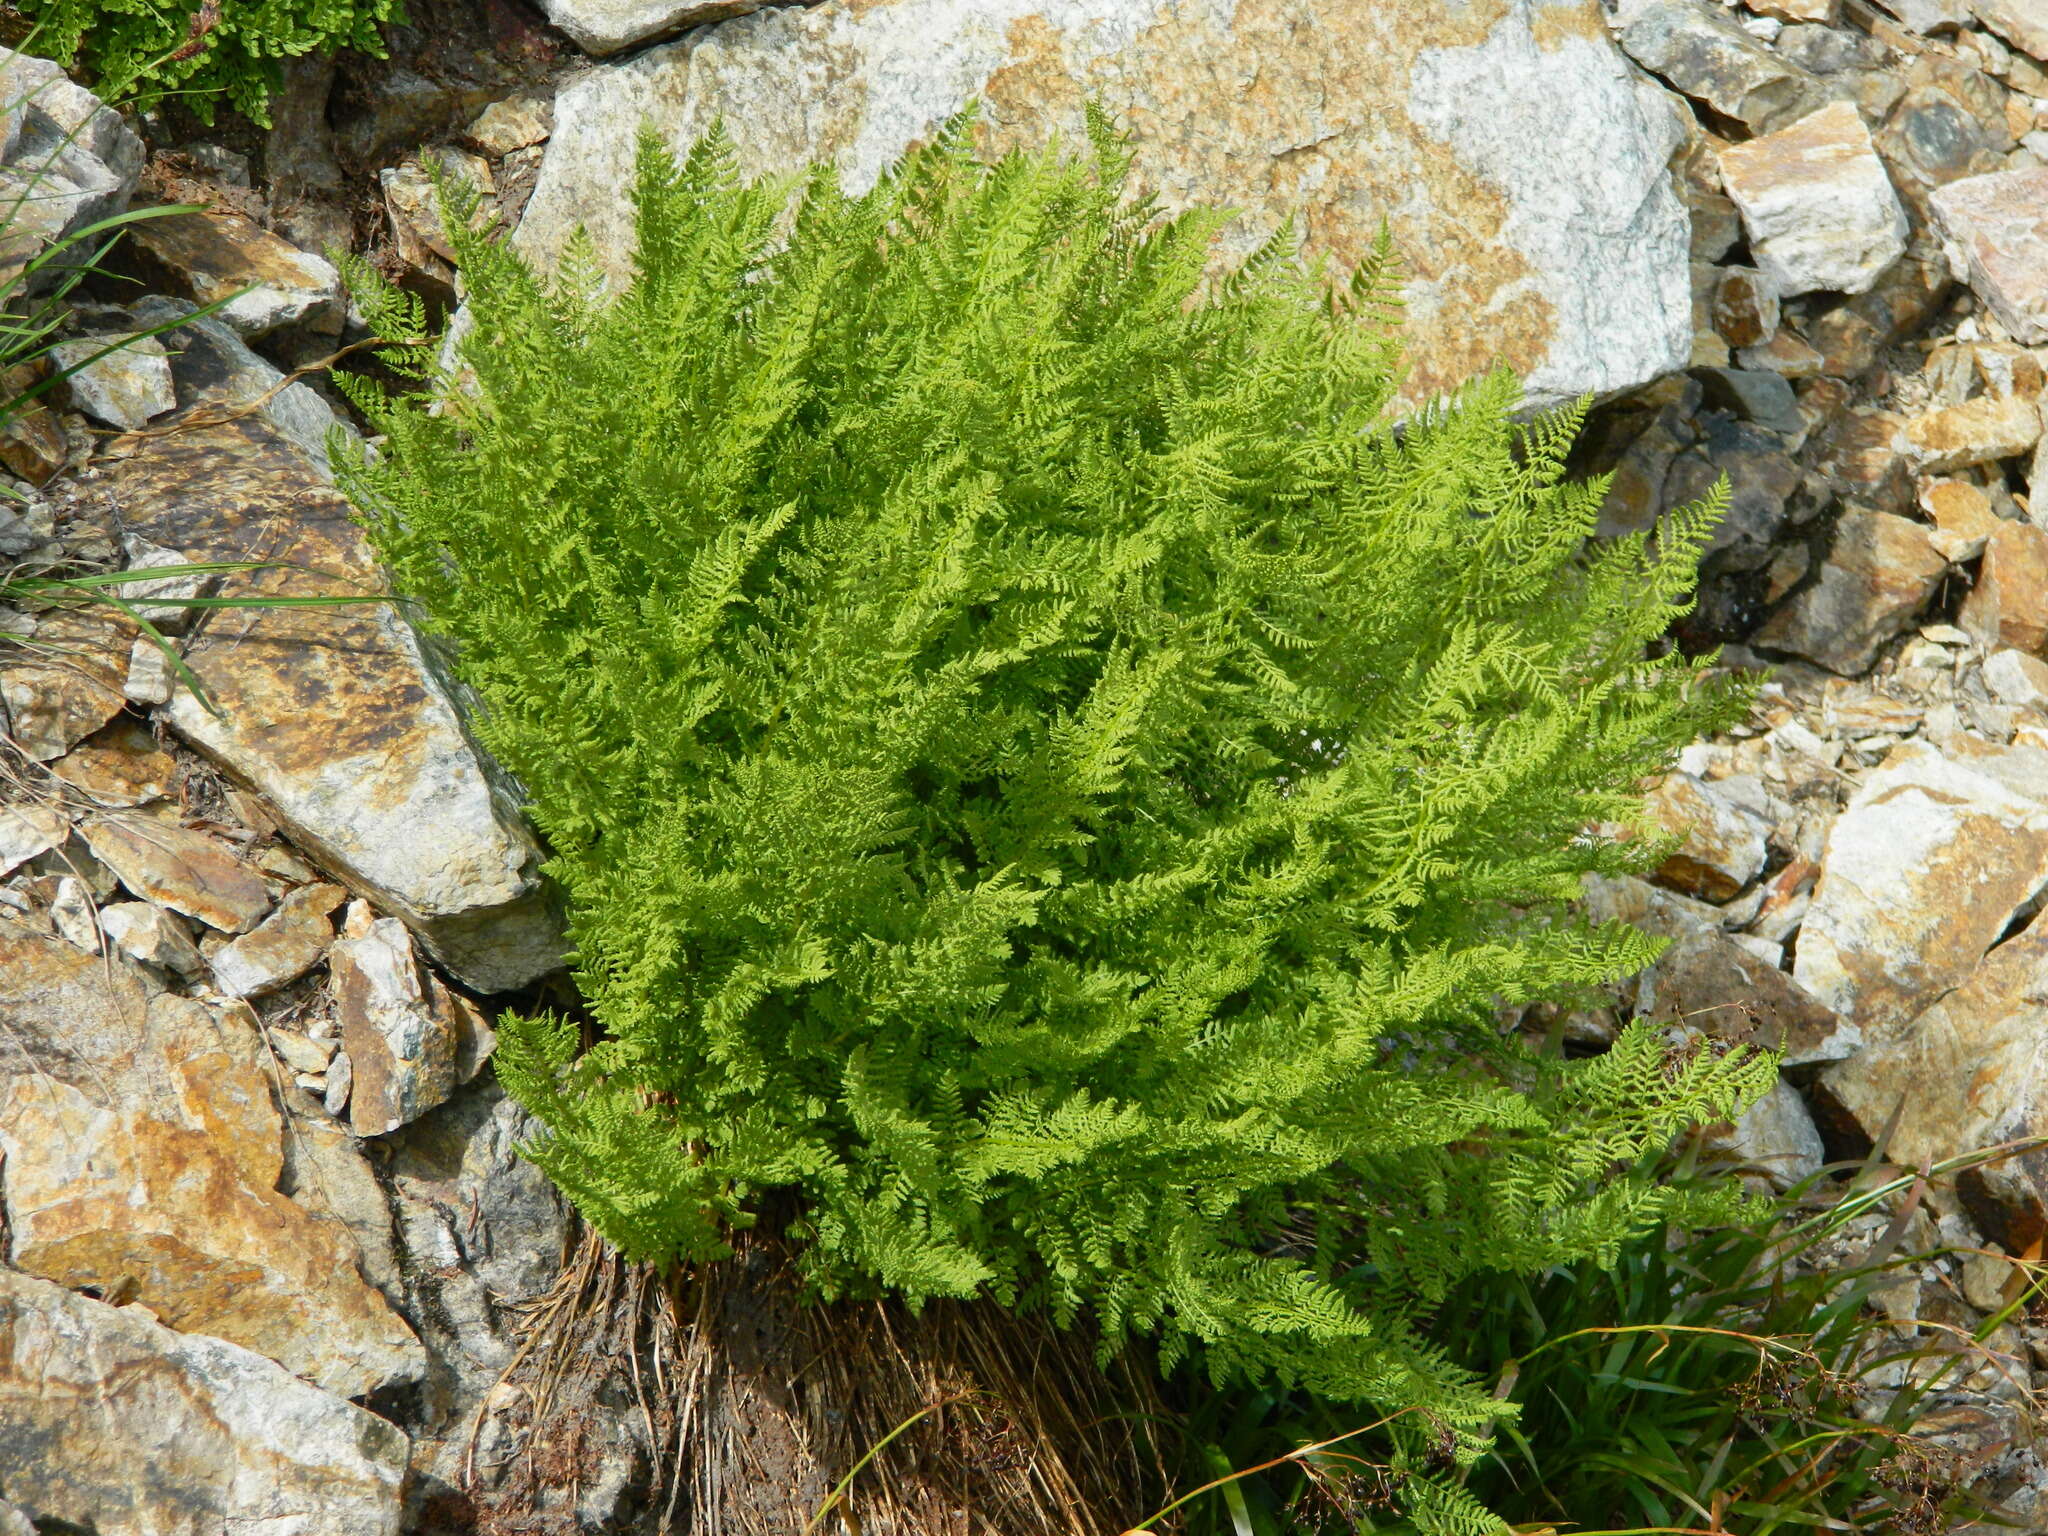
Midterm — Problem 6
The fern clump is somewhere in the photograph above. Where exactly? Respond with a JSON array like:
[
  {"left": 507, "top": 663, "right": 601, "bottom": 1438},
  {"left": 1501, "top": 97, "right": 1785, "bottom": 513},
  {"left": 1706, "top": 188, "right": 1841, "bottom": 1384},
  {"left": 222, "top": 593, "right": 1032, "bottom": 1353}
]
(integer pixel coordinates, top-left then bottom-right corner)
[
  {"left": 15, "top": 0, "right": 403, "bottom": 125},
  {"left": 335, "top": 104, "right": 1771, "bottom": 1522}
]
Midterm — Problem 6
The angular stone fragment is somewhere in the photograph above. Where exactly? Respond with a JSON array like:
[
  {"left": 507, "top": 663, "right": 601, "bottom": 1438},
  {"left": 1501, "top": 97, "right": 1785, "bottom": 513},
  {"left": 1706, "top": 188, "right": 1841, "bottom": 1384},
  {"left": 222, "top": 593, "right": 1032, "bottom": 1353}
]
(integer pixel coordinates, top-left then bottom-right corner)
[
  {"left": 1634, "top": 926, "right": 1851, "bottom": 1064},
  {"left": 1617, "top": 0, "right": 1822, "bottom": 131},
  {"left": 1720, "top": 100, "right": 1910, "bottom": 296},
  {"left": 46, "top": 874, "right": 97, "bottom": 951},
  {"left": 1972, "top": 0, "right": 2048, "bottom": 62},
  {"left": 0, "top": 1269, "right": 409, "bottom": 1536},
  {"left": 0, "top": 393, "right": 66, "bottom": 484},
  {"left": 80, "top": 816, "right": 272, "bottom": 933},
  {"left": 539, "top": 0, "right": 770, "bottom": 54},
  {"left": 1806, "top": 408, "right": 1913, "bottom": 510},
  {"left": 1904, "top": 390, "right": 2043, "bottom": 472},
  {"left": 123, "top": 296, "right": 359, "bottom": 478},
  {"left": 516, "top": 0, "right": 1693, "bottom": 414},
  {"left": 112, "top": 537, "right": 219, "bottom": 635},
  {"left": 1752, "top": 0, "right": 1838, "bottom": 19},
  {"left": 48, "top": 715, "right": 176, "bottom": 807},
  {"left": 462, "top": 91, "right": 555, "bottom": 156},
  {"left": 1707, "top": 1076, "right": 1826, "bottom": 1191},
  {"left": 208, "top": 881, "right": 347, "bottom": 999},
  {"left": 1692, "top": 365, "right": 1803, "bottom": 438},
  {"left": 1737, "top": 328, "right": 1825, "bottom": 377},
  {"left": 0, "top": 982, "right": 426, "bottom": 1398},
  {"left": 0, "top": 52, "right": 143, "bottom": 293},
  {"left": 1794, "top": 739, "right": 2048, "bottom": 1028},
  {"left": 333, "top": 903, "right": 493, "bottom": 1136},
  {"left": 1983, "top": 646, "right": 2048, "bottom": 710},
  {"left": 380, "top": 147, "right": 493, "bottom": 291},
  {"left": 1961, "top": 520, "right": 2048, "bottom": 653},
  {"left": 1921, "top": 476, "right": 2000, "bottom": 560},
  {"left": 1753, "top": 506, "right": 1946, "bottom": 672},
  {"left": 1929, "top": 167, "right": 2048, "bottom": 344},
  {"left": 0, "top": 622, "right": 127, "bottom": 761},
  {"left": 123, "top": 636, "right": 171, "bottom": 705},
  {"left": 97, "top": 417, "right": 561, "bottom": 990},
  {"left": 0, "top": 800, "right": 66, "bottom": 876},
  {"left": 1711, "top": 266, "right": 1781, "bottom": 348},
  {"left": 98, "top": 900, "right": 206, "bottom": 980},
  {"left": 1642, "top": 770, "right": 1772, "bottom": 899},
  {"left": 1820, "top": 913, "right": 2048, "bottom": 1249},
  {"left": 1870, "top": 0, "right": 1974, "bottom": 31},
  {"left": 48, "top": 333, "right": 176, "bottom": 430},
  {"left": 118, "top": 204, "right": 344, "bottom": 337}
]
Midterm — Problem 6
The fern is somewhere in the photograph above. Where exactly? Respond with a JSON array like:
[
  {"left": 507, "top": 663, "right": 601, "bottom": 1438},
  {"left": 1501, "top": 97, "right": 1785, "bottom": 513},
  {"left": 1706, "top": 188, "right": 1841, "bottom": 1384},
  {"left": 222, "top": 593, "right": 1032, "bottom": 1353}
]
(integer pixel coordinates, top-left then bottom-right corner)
[
  {"left": 15, "top": 0, "right": 404, "bottom": 126},
  {"left": 334, "top": 103, "right": 1770, "bottom": 1528}
]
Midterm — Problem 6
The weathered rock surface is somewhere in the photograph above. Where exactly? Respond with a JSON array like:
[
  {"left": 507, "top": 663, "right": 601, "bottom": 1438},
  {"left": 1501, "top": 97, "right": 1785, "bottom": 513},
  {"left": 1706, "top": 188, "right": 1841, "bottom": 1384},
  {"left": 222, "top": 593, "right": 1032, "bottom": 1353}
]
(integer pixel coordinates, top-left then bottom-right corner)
[
  {"left": 1821, "top": 912, "right": 2048, "bottom": 1249},
  {"left": 0, "top": 961, "right": 426, "bottom": 1398},
  {"left": 0, "top": 51, "right": 143, "bottom": 291},
  {"left": 0, "top": 800, "right": 67, "bottom": 875},
  {"left": 1985, "top": 646, "right": 2048, "bottom": 710},
  {"left": 122, "top": 296, "right": 358, "bottom": 477},
  {"left": 0, "top": 1268, "right": 408, "bottom": 1536},
  {"left": 1753, "top": 506, "right": 1946, "bottom": 672},
  {"left": 47, "top": 716, "right": 176, "bottom": 808},
  {"left": 0, "top": 612, "right": 129, "bottom": 761},
  {"left": 384, "top": 1076, "right": 570, "bottom": 1500},
  {"left": 1616, "top": 0, "right": 1822, "bottom": 133},
  {"left": 1709, "top": 1076, "right": 1826, "bottom": 1190},
  {"left": 79, "top": 815, "right": 273, "bottom": 934},
  {"left": 514, "top": 0, "right": 1692, "bottom": 412},
  {"left": 207, "top": 881, "right": 348, "bottom": 999},
  {"left": 117, "top": 205, "right": 344, "bottom": 338},
  {"left": 1971, "top": 0, "right": 2048, "bottom": 64},
  {"left": 1922, "top": 475, "right": 2000, "bottom": 560},
  {"left": 1635, "top": 926, "right": 1851, "bottom": 1065},
  {"left": 1642, "top": 769, "right": 1772, "bottom": 899},
  {"left": 97, "top": 417, "right": 563, "bottom": 991},
  {"left": 1929, "top": 167, "right": 2048, "bottom": 344},
  {"left": 98, "top": 900, "right": 206, "bottom": 980},
  {"left": 333, "top": 901, "right": 495, "bottom": 1136},
  {"left": 539, "top": 0, "right": 778, "bottom": 56},
  {"left": 1904, "top": 390, "right": 2043, "bottom": 471},
  {"left": 48, "top": 334, "right": 175, "bottom": 430},
  {"left": 1961, "top": 520, "right": 2048, "bottom": 653},
  {"left": 1794, "top": 739, "right": 2048, "bottom": 1028},
  {"left": 1718, "top": 100, "right": 1909, "bottom": 297}
]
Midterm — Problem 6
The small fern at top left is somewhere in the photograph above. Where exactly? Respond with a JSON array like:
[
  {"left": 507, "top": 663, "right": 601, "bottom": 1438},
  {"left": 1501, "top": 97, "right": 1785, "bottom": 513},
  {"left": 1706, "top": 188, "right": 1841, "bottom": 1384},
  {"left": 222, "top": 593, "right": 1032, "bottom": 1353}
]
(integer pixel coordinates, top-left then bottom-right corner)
[{"left": 10, "top": 0, "right": 404, "bottom": 125}]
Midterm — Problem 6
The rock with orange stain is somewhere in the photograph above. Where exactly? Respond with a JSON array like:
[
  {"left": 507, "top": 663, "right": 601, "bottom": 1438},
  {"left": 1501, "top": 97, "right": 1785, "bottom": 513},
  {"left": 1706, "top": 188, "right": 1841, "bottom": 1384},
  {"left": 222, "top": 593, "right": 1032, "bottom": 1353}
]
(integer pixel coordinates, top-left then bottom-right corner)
[
  {"left": 1719, "top": 100, "right": 1909, "bottom": 298},
  {"left": 0, "top": 1268, "right": 408, "bottom": 1536},
  {"left": 1819, "top": 909, "right": 2048, "bottom": 1250},
  {"left": 95, "top": 415, "right": 563, "bottom": 992},
  {"left": 509, "top": 0, "right": 1692, "bottom": 413},
  {"left": 1961, "top": 520, "right": 2048, "bottom": 655},
  {"left": 0, "top": 933, "right": 425, "bottom": 1398},
  {"left": 1795, "top": 739, "right": 2048, "bottom": 1032}
]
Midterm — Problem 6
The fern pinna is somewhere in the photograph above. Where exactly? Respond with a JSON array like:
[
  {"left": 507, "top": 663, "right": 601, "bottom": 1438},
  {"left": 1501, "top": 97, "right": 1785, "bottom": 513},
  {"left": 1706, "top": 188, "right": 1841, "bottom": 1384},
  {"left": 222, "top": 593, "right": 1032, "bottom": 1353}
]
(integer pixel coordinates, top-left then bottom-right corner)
[{"left": 334, "top": 103, "right": 1770, "bottom": 1528}]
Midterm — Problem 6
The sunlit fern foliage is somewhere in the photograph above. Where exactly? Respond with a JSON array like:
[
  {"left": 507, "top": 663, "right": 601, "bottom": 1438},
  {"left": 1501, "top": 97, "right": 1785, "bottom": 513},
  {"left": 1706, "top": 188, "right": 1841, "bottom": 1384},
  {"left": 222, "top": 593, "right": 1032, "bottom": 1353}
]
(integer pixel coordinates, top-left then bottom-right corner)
[{"left": 334, "top": 101, "right": 1770, "bottom": 1532}]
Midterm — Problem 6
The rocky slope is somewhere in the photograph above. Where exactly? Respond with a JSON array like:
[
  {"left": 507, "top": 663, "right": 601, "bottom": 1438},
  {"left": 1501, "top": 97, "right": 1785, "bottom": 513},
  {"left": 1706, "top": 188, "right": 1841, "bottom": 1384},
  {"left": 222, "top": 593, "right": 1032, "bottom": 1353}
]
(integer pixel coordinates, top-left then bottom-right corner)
[{"left": 5, "top": 0, "right": 2048, "bottom": 1528}]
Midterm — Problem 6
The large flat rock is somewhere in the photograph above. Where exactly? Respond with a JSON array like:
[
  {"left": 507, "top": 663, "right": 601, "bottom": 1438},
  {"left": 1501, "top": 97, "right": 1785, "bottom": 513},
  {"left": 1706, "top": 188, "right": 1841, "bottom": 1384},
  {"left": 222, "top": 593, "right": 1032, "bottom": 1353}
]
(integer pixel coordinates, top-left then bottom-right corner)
[
  {"left": 513, "top": 0, "right": 1691, "bottom": 412},
  {"left": 94, "top": 416, "right": 564, "bottom": 992},
  {"left": 0, "top": 1268, "right": 407, "bottom": 1536}
]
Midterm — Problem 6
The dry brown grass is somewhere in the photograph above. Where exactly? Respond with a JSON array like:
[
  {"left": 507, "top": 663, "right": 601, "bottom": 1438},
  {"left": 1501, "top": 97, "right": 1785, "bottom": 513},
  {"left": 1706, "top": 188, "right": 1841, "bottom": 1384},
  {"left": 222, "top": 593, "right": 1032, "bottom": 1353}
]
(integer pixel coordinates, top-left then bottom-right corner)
[{"left": 460, "top": 1220, "right": 1171, "bottom": 1536}]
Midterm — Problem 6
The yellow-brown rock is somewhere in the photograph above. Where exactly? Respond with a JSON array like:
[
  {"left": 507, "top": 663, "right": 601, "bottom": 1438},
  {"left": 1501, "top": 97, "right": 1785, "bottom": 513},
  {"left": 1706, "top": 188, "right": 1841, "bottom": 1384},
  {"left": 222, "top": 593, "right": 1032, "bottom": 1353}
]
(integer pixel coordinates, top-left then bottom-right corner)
[
  {"left": 1960, "top": 520, "right": 2048, "bottom": 655},
  {"left": 0, "top": 967, "right": 425, "bottom": 1399},
  {"left": 95, "top": 416, "right": 561, "bottom": 991},
  {"left": 513, "top": 0, "right": 1694, "bottom": 413}
]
